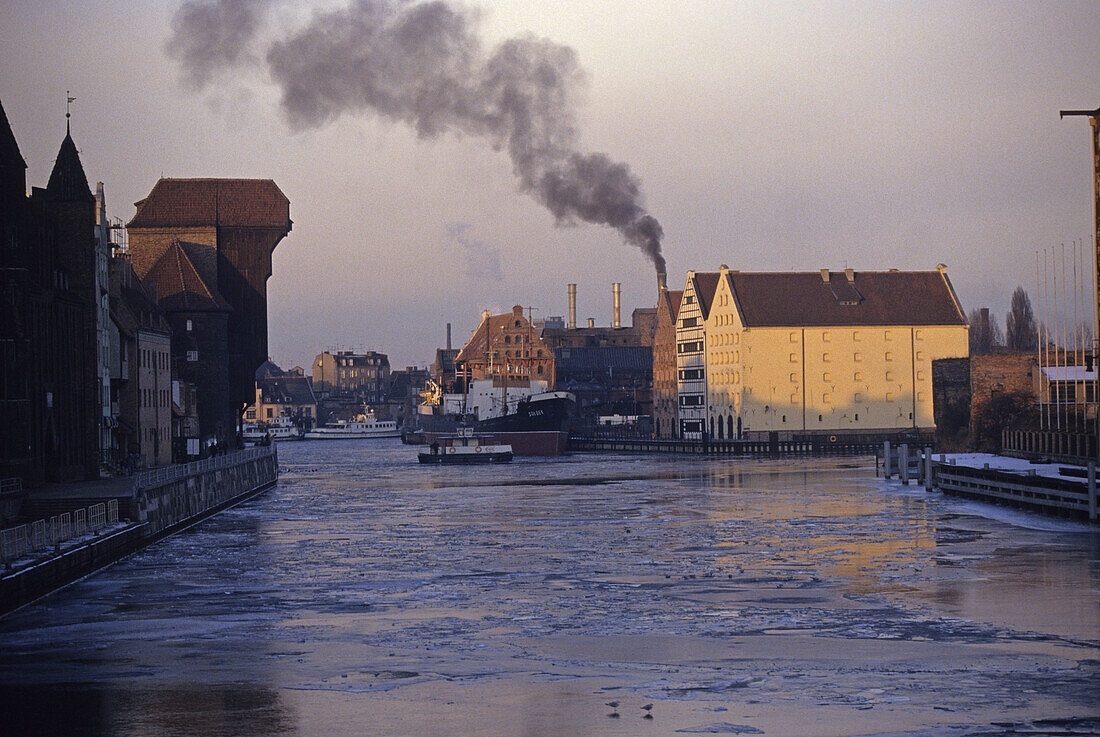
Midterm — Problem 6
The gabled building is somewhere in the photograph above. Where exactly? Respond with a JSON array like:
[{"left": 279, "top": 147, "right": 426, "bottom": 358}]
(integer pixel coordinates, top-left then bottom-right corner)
[
  {"left": 144, "top": 240, "right": 234, "bottom": 446},
  {"left": 109, "top": 257, "right": 172, "bottom": 468},
  {"left": 653, "top": 282, "right": 684, "bottom": 438},
  {"left": 678, "top": 265, "right": 969, "bottom": 440},
  {"left": 455, "top": 305, "right": 555, "bottom": 386},
  {"left": 0, "top": 101, "right": 100, "bottom": 485},
  {"left": 674, "top": 271, "right": 720, "bottom": 438},
  {"left": 127, "top": 178, "right": 291, "bottom": 437},
  {"left": 312, "top": 350, "right": 391, "bottom": 403}
]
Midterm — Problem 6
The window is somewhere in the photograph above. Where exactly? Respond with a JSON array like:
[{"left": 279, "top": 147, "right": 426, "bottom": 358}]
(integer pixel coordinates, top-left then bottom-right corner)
[
  {"left": 823, "top": 393, "right": 831, "bottom": 403},
  {"left": 822, "top": 332, "right": 830, "bottom": 342},
  {"left": 790, "top": 372, "right": 798, "bottom": 382},
  {"left": 186, "top": 319, "right": 193, "bottom": 332},
  {"left": 681, "top": 317, "right": 699, "bottom": 328},
  {"left": 854, "top": 371, "right": 863, "bottom": 381},
  {"left": 678, "top": 341, "right": 704, "bottom": 354},
  {"left": 916, "top": 351, "right": 925, "bottom": 360},
  {"left": 822, "top": 353, "right": 831, "bottom": 362},
  {"left": 885, "top": 351, "right": 894, "bottom": 361},
  {"left": 854, "top": 392, "right": 864, "bottom": 402},
  {"left": 823, "top": 372, "right": 831, "bottom": 382},
  {"left": 679, "top": 368, "right": 704, "bottom": 380},
  {"left": 886, "top": 371, "right": 894, "bottom": 381},
  {"left": 266, "top": 408, "right": 274, "bottom": 419},
  {"left": 187, "top": 350, "right": 198, "bottom": 362},
  {"left": 853, "top": 352, "right": 862, "bottom": 362},
  {"left": 853, "top": 331, "right": 861, "bottom": 341},
  {"left": 915, "top": 329, "right": 923, "bottom": 340},
  {"left": 790, "top": 353, "right": 798, "bottom": 362},
  {"left": 679, "top": 394, "right": 704, "bottom": 407},
  {"left": 885, "top": 330, "right": 893, "bottom": 341},
  {"left": 790, "top": 332, "right": 798, "bottom": 343},
  {"left": 684, "top": 295, "right": 694, "bottom": 304}
]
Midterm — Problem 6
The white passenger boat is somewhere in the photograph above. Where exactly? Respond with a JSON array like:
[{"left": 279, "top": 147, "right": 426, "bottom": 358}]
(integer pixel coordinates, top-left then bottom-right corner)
[
  {"left": 242, "top": 415, "right": 303, "bottom": 444},
  {"left": 304, "top": 410, "right": 400, "bottom": 439},
  {"left": 418, "top": 427, "right": 513, "bottom": 464}
]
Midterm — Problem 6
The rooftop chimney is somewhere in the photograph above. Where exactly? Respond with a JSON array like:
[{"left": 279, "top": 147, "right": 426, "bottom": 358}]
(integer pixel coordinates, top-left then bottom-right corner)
[
  {"left": 845, "top": 268, "right": 855, "bottom": 283},
  {"left": 612, "top": 282, "right": 621, "bottom": 328},
  {"left": 820, "top": 268, "right": 830, "bottom": 282},
  {"left": 568, "top": 283, "right": 577, "bottom": 329},
  {"left": 587, "top": 317, "right": 595, "bottom": 328}
]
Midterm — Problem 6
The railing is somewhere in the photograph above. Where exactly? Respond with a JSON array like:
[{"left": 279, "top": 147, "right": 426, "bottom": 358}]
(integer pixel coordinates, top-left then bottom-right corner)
[
  {"left": 1, "top": 500, "right": 120, "bottom": 565},
  {"left": 1001, "top": 428, "right": 1097, "bottom": 464},
  {"left": 134, "top": 446, "right": 275, "bottom": 490},
  {"left": 569, "top": 434, "right": 888, "bottom": 457}
]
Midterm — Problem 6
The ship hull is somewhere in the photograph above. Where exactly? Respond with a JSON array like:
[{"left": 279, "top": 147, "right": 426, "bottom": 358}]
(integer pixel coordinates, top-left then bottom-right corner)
[{"left": 416, "top": 394, "right": 574, "bottom": 456}]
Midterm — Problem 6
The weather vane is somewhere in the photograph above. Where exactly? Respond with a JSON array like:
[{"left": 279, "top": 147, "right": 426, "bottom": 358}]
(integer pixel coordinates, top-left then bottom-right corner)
[{"left": 66, "top": 91, "right": 75, "bottom": 119}]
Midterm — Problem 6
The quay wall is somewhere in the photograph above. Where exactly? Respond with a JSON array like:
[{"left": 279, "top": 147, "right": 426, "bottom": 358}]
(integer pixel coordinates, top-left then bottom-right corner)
[{"left": 1, "top": 447, "right": 278, "bottom": 616}]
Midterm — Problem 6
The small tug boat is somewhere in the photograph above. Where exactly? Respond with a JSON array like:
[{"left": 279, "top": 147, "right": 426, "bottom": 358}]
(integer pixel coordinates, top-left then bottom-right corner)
[{"left": 418, "top": 427, "right": 513, "bottom": 464}]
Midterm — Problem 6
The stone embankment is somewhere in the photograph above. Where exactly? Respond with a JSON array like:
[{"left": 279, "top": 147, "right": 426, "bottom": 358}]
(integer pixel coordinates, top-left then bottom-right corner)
[{"left": 0, "top": 447, "right": 278, "bottom": 615}]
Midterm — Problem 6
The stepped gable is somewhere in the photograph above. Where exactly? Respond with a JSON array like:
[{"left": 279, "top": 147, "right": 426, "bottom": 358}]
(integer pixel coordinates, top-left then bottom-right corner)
[
  {"left": 724, "top": 269, "right": 967, "bottom": 328},
  {"left": 128, "top": 178, "right": 290, "bottom": 228},
  {"left": 45, "top": 125, "right": 94, "bottom": 203},
  {"left": 145, "top": 240, "right": 232, "bottom": 312}
]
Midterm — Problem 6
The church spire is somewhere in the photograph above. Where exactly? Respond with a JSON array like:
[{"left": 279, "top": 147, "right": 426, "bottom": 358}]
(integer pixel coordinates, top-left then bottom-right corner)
[{"left": 46, "top": 100, "right": 93, "bottom": 203}]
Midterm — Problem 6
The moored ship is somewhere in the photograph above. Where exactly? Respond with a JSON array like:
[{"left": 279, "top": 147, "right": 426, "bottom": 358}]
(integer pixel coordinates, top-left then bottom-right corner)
[
  {"left": 414, "top": 377, "right": 574, "bottom": 455},
  {"left": 304, "top": 409, "right": 400, "bottom": 439}
]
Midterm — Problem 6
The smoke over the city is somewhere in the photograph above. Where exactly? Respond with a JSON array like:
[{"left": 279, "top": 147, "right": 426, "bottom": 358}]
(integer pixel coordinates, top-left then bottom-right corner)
[{"left": 166, "top": 0, "right": 665, "bottom": 273}]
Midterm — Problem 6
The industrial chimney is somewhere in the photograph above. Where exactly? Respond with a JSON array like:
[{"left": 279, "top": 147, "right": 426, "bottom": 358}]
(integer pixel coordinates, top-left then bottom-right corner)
[
  {"left": 446, "top": 322, "right": 452, "bottom": 351},
  {"left": 657, "top": 271, "right": 667, "bottom": 292},
  {"left": 612, "top": 282, "right": 622, "bottom": 328},
  {"left": 567, "top": 283, "right": 577, "bottom": 329}
]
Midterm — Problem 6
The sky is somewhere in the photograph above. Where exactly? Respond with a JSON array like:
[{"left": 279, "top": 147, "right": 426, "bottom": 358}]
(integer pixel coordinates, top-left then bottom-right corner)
[{"left": 1, "top": 1, "right": 1097, "bottom": 370}]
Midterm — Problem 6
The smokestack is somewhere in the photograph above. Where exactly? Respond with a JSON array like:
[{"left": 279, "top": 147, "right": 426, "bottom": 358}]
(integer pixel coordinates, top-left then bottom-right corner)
[
  {"left": 587, "top": 318, "right": 595, "bottom": 328},
  {"left": 612, "top": 283, "right": 621, "bottom": 328},
  {"left": 568, "top": 283, "right": 577, "bottom": 329},
  {"left": 657, "top": 271, "right": 667, "bottom": 293},
  {"left": 446, "top": 323, "right": 452, "bottom": 351}
]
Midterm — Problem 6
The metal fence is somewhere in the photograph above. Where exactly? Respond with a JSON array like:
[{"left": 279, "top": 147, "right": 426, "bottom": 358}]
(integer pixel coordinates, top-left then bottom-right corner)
[
  {"left": 134, "top": 446, "right": 275, "bottom": 490},
  {"left": 1, "top": 500, "right": 120, "bottom": 565}
]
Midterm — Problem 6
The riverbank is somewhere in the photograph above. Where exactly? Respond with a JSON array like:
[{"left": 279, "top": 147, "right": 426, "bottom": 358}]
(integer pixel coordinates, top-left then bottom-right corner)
[{"left": 0, "top": 446, "right": 278, "bottom": 616}]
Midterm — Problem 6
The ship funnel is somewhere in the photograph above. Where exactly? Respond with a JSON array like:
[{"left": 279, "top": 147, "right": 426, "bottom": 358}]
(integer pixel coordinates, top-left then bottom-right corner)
[
  {"left": 567, "top": 283, "right": 577, "bottom": 329},
  {"left": 612, "top": 282, "right": 621, "bottom": 328}
]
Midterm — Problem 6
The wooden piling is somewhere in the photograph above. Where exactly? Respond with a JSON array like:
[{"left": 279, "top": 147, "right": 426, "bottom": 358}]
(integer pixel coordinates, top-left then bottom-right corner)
[
  {"left": 924, "top": 447, "right": 933, "bottom": 491},
  {"left": 1089, "top": 462, "right": 1097, "bottom": 522},
  {"left": 899, "top": 444, "right": 909, "bottom": 485},
  {"left": 883, "top": 441, "right": 892, "bottom": 479}
]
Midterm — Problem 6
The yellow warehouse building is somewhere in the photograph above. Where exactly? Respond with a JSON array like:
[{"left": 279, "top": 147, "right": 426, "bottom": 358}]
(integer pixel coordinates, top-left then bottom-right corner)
[{"left": 676, "top": 265, "right": 969, "bottom": 440}]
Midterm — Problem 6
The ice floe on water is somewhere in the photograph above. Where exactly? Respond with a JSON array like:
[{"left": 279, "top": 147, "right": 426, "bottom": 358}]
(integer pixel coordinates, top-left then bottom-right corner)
[{"left": 0, "top": 441, "right": 1097, "bottom": 736}]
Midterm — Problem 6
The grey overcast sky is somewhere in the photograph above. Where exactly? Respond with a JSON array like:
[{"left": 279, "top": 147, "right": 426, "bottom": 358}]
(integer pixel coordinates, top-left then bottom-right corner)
[{"left": 1, "top": 1, "right": 1097, "bottom": 370}]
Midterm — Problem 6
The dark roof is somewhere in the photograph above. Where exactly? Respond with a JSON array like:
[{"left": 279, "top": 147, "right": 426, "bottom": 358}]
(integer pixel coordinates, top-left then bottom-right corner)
[
  {"left": 259, "top": 375, "right": 316, "bottom": 406},
  {"left": 145, "top": 240, "right": 231, "bottom": 312},
  {"left": 45, "top": 128, "right": 93, "bottom": 203},
  {"left": 726, "top": 269, "right": 967, "bottom": 327},
  {"left": 690, "top": 272, "right": 721, "bottom": 319},
  {"left": 256, "top": 359, "right": 284, "bottom": 380},
  {"left": 553, "top": 346, "right": 653, "bottom": 372},
  {"left": 128, "top": 178, "right": 291, "bottom": 229},
  {"left": 662, "top": 289, "right": 683, "bottom": 321},
  {"left": 0, "top": 99, "right": 26, "bottom": 172},
  {"left": 110, "top": 259, "right": 170, "bottom": 336}
]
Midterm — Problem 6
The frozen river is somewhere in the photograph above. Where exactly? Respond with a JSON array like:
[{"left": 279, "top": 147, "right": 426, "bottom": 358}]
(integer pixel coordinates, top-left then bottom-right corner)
[{"left": 1, "top": 440, "right": 1098, "bottom": 736}]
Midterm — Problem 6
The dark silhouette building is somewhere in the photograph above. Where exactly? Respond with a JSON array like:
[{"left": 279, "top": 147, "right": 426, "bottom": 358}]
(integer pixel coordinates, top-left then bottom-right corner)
[
  {"left": 0, "top": 101, "right": 99, "bottom": 486},
  {"left": 127, "top": 179, "right": 291, "bottom": 443}
]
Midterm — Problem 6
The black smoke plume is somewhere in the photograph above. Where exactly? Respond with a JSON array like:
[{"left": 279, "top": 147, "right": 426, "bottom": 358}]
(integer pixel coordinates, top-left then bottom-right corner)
[{"left": 167, "top": 0, "right": 665, "bottom": 273}]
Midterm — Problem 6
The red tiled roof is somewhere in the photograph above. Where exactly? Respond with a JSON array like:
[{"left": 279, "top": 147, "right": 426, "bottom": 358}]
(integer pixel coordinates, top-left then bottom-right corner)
[
  {"left": 455, "top": 307, "right": 544, "bottom": 364},
  {"left": 145, "top": 240, "right": 231, "bottom": 312},
  {"left": 127, "top": 178, "right": 291, "bottom": 229},
  {"left": 726, "top": 270, "right": 966, "bottom": 327}
]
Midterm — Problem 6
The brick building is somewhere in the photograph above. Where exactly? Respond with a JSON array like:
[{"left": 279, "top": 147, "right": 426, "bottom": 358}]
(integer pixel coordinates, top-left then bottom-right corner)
[
  {"left": 127, "top": 178, "right": 291, "bottom": 440},
  {"left": 455, "top": 306, "right": 555, "bottom": 386},
  {"left": 652, "top": 280, "right": 684, "bottom": 438},
  {"left": 0, "top": 102, "right": 99, "bottom": 485},
  {"left": 312, "top": 351, "right": 391, "bottom": 403}
]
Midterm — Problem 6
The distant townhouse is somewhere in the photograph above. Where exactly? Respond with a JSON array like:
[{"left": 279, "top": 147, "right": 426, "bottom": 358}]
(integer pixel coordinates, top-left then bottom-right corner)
[
  {"left": 676, "top": 265, "right": 969, "bottom": 440},
  {"left": 312, "top": 351, "right": 391, "bottom": 404}
]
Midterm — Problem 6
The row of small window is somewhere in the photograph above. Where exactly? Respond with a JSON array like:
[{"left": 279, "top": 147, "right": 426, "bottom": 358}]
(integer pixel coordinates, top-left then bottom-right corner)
[
  {"left": 677, "top": 341, "right": 704, "bottom": 354},
  {"left": 502, "top": 335, "right": 532, "bottom": 344},
  {"left": 789, "top": 351, "right": 925, "bottom": 362},
  {"left": 142, "top": 388, "right": 170, "bottom": 408},
  {"left": 144, "top": 427, "right": 167, "bottom": 443},
  {"left": 787, "top": 329, "right": 925, "bottom": 342}
]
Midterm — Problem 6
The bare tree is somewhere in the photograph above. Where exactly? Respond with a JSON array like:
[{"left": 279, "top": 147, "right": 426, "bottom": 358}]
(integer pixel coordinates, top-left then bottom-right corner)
[
  {"left": 1005, "top": 287, "right": 1038, "bottom": 351},
  {"left": 968, "top": 308, "right": 1004, "bottom": 354}
]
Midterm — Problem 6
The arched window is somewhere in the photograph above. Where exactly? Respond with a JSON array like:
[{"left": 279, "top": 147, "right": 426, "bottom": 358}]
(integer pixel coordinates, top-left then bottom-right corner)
[
  {"left": 717, "top": 415, "right": 724, "bottom": 439},
  {"left": 727, "top": 415, "right": 734, "bottom": 438}
]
